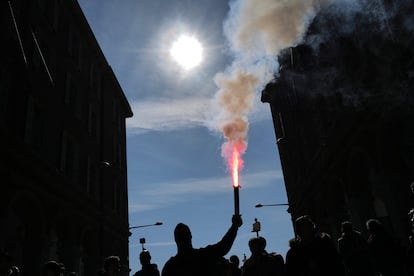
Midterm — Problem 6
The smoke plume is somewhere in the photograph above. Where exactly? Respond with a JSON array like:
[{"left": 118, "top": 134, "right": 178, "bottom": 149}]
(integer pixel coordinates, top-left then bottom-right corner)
[{"left": 213, "top": 0, "right": 332, "bottom": 173}]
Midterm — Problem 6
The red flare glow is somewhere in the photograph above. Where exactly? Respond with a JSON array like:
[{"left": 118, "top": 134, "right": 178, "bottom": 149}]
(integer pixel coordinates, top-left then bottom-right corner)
[
  {"left": 222, "top": 140, "right": 245, "bottom": 216},
  {"left": 232, "top": 147, "right": 240, "bottom": 188},
  {"left": 222, "top": 140, "right": 245, "bottom": 187}
]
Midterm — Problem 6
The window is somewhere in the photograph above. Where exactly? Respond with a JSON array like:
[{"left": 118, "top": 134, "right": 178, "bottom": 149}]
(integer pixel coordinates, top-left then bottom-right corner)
[
  {"left": 112, "top": 101, "right": 117, "bottom": 122},
  {"left": 24, "top": 97, "right": 43, "bottom": 151},
  {"left": 60, "top": 132, "right": 67, "bottom": 172},
  {"left": 118, "top": 111, "right": 122, "bottom": 132},
  {"left": 86, "top": 156, "right": 96, "bottom": 198},
  {"left": 89, "top": 63, "right": 94, "bottom": 88},
  {"left": 112, "top": 102, "right": 122, "bottom": 132},
  {"left": 116, "top": 184, "right": 121, "bottom": 215},
  {"left": 88, "top": 104, "right": 100, "bottom": 142},
  {"left": 64, "top": 72, "right": 81, "bottom": 117},
  {"left": 64, "top": 73, "right": 76, "bottom": 105},
  {"left": 0, "top": 67, "right": 10, "bottom": 117},
  {"left": 87, "top": 104, "right": 92, "bottom": 134},
  {"left": 52, "top": 1, "right": 59, "bottom": 30},
  {"left": 67, "top": 24, "right": 79, "bottom": 60},
  {"left": 96, "top": 72, "right": 102, "bottom": 100},
  {"left": 37, "top": 0, "right": 46, "bottom": 14},
  {"left": 68, "top": 26, "right": 72, "bottom": 54},
  {"left": 45, "top": 1, "right": 58, "bottom": 30},
  {"left": 112, "top": 180, "right": 122, "bottom": 214},
  {"left": 113, "top": 139, "right": 122, "bottom": 168},
  {"left": 77, "top": 42, "right": 83, "bottom": 70},
  {"left": 117, "top": 142, "right": 122, "bottom": 168},
  {"left": 60, "top": 131, "right": 79, "bottom": 183},
  {"left": 64, "top": 72, "right": 72, "bottom": 104}
]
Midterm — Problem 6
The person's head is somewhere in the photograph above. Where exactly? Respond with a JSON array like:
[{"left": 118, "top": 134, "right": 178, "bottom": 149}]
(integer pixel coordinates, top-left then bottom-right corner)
[
  {"left": 42, "top": 261, "right": 65, "bottom": 276},
  {"left": 103, "top": 256, "right": 120, "bottom": 274},
  {"left": 174, "top": 223, "right": 192, "bottom": 248},
  {"left": 248, "top": 237, "right": 267, "bottom": 255},
  {"left": 341, "top": 221, "right": 353, "bottom": 235},
  {"left": 229, "top": 255, "right": 239, "bottom": 267},
  {"left": 139, "top": 250, "right": 151, "bottom": 266},
  {"left": 295, "top": 215, "right": 316, "bottom": 242},
  {"left": 366, "top": 219, "right": 383, "bottom": 235}
]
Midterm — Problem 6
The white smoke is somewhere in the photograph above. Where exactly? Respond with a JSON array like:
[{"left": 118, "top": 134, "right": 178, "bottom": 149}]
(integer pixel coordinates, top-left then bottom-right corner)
[{"left": 212, "top": 0, "right": 332, "bottom": 166}]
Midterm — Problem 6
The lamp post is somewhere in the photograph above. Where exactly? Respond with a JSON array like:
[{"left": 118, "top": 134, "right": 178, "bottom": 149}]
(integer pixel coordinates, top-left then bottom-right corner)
[
  {"left": 255, "top": 203, "right": 294, "bottom": 235},
  {"left": 127, "top": 222, "right": 163, "bottom": 275},
  {"left": 128, "top": 222, "right": 163, "bottom": 237},
  {"left": 255, "top": 203, "right": 289, "bottom": 208},
  {"left": 128, "top": 221, "right": 163, "bottom": 230}
]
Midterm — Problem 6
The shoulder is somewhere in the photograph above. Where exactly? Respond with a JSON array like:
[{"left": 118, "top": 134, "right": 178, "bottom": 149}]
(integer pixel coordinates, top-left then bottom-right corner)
[
  {"left": 163, "top": 256, "right": 177, "bottom": 268},
  {"left": 286, "top": 239, "right": 302, "bottom": 258},
  {"left": 243, "top": 257, "right": 254, "bottom": 266},
  {"left": 269, "top": 252, "right": 284, "bottom": 261},
  {"left": 288, "top": 237, "right": 301, "bottom": 249}
]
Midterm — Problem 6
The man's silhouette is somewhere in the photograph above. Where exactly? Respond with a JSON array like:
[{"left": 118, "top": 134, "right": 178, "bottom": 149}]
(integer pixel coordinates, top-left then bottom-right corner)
[
  {"left": 102, "top": 256, "right": 121, "bottom": 276},
  {"left": 161, "top": 215, "right": 243, "bottom": 276},
  {"left": 366, "top": 219, "right": 405, "bottom": 276},
  {"left": 337, "top": 221, "right": 375, "bottom": 276},
  {"left": 241, "top": 236, "right": 285, "bottom": 276},
  {"left": 134, "top": 250, "right": 160, "bottom": 276},
  {"left": 229, "top": 255, "right": 241, "bottom": 276}
]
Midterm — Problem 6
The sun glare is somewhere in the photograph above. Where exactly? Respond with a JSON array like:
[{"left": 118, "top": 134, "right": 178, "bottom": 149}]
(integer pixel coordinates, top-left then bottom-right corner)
[{"left": 170, "top": 35, "right": 203, "bottom": 70}]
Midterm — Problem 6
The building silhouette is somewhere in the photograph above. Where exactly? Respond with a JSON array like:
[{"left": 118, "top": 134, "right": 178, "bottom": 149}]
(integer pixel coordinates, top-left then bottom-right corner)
[
  {"left": 262, "top": 0, "right": 414, "bottom": 245},
  {"left": 1, "top": 0, "right": 132, "bottom": 275}
]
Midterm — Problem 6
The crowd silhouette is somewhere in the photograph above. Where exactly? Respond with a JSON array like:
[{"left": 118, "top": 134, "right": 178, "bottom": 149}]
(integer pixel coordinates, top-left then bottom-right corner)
[
  {"left": 1, "top": 213, "right": 413, "bottom": 276},
  {"left": 1, "top": 182, "right": 414, "bottom": 276}
]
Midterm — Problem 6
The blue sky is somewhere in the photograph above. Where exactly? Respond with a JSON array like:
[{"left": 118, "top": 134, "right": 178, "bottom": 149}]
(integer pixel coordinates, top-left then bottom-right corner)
[{"left": 77, "top": 0, "right": 295, "bottom": 273}]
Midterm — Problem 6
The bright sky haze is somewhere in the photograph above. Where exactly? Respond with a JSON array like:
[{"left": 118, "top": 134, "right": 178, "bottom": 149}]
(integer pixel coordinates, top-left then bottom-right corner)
[{"left": 77, "top": 0, "right": 301, "bottom": 273}]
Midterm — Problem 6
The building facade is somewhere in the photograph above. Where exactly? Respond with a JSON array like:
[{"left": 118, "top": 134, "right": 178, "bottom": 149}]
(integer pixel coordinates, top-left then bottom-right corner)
[
  {"left": 0, "top": 0, "right": 133, "bottom": 275},
  {"left": 262, "top": 0, "right": 414, "bottom": 245}
]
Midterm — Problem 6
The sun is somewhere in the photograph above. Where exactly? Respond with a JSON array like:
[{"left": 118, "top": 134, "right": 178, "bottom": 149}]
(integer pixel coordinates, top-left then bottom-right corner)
[{"left": 170, "top": 35, "right": 203, "bottom": 70}]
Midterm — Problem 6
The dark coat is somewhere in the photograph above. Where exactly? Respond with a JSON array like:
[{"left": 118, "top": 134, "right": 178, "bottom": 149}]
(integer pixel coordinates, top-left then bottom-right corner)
[
  {"left": 241, "top": 252, "right": 285, "bottom": 276},
  {"left": 285, "top": 233, "right": 344, "bottom": 276},
  {"left": 367, "top": 231, "right": 406, "bottom": 276},
  {"left": 134, "top": 264, "right": 160, "bottom": 276},
  {"left": 337, "top": 230, "right": 376, "bottom": 276}
]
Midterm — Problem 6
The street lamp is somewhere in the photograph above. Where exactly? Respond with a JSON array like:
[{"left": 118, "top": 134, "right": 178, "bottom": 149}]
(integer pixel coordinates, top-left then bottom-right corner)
[
  {"left": 255, "top": 203, "right": 289, "bottom": 208},
  {"left": 128, "top": 221, "right": 163, "bottom": 230},
  {"left": 128, "top": 222, "right": 163, "bottom": 237}
]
